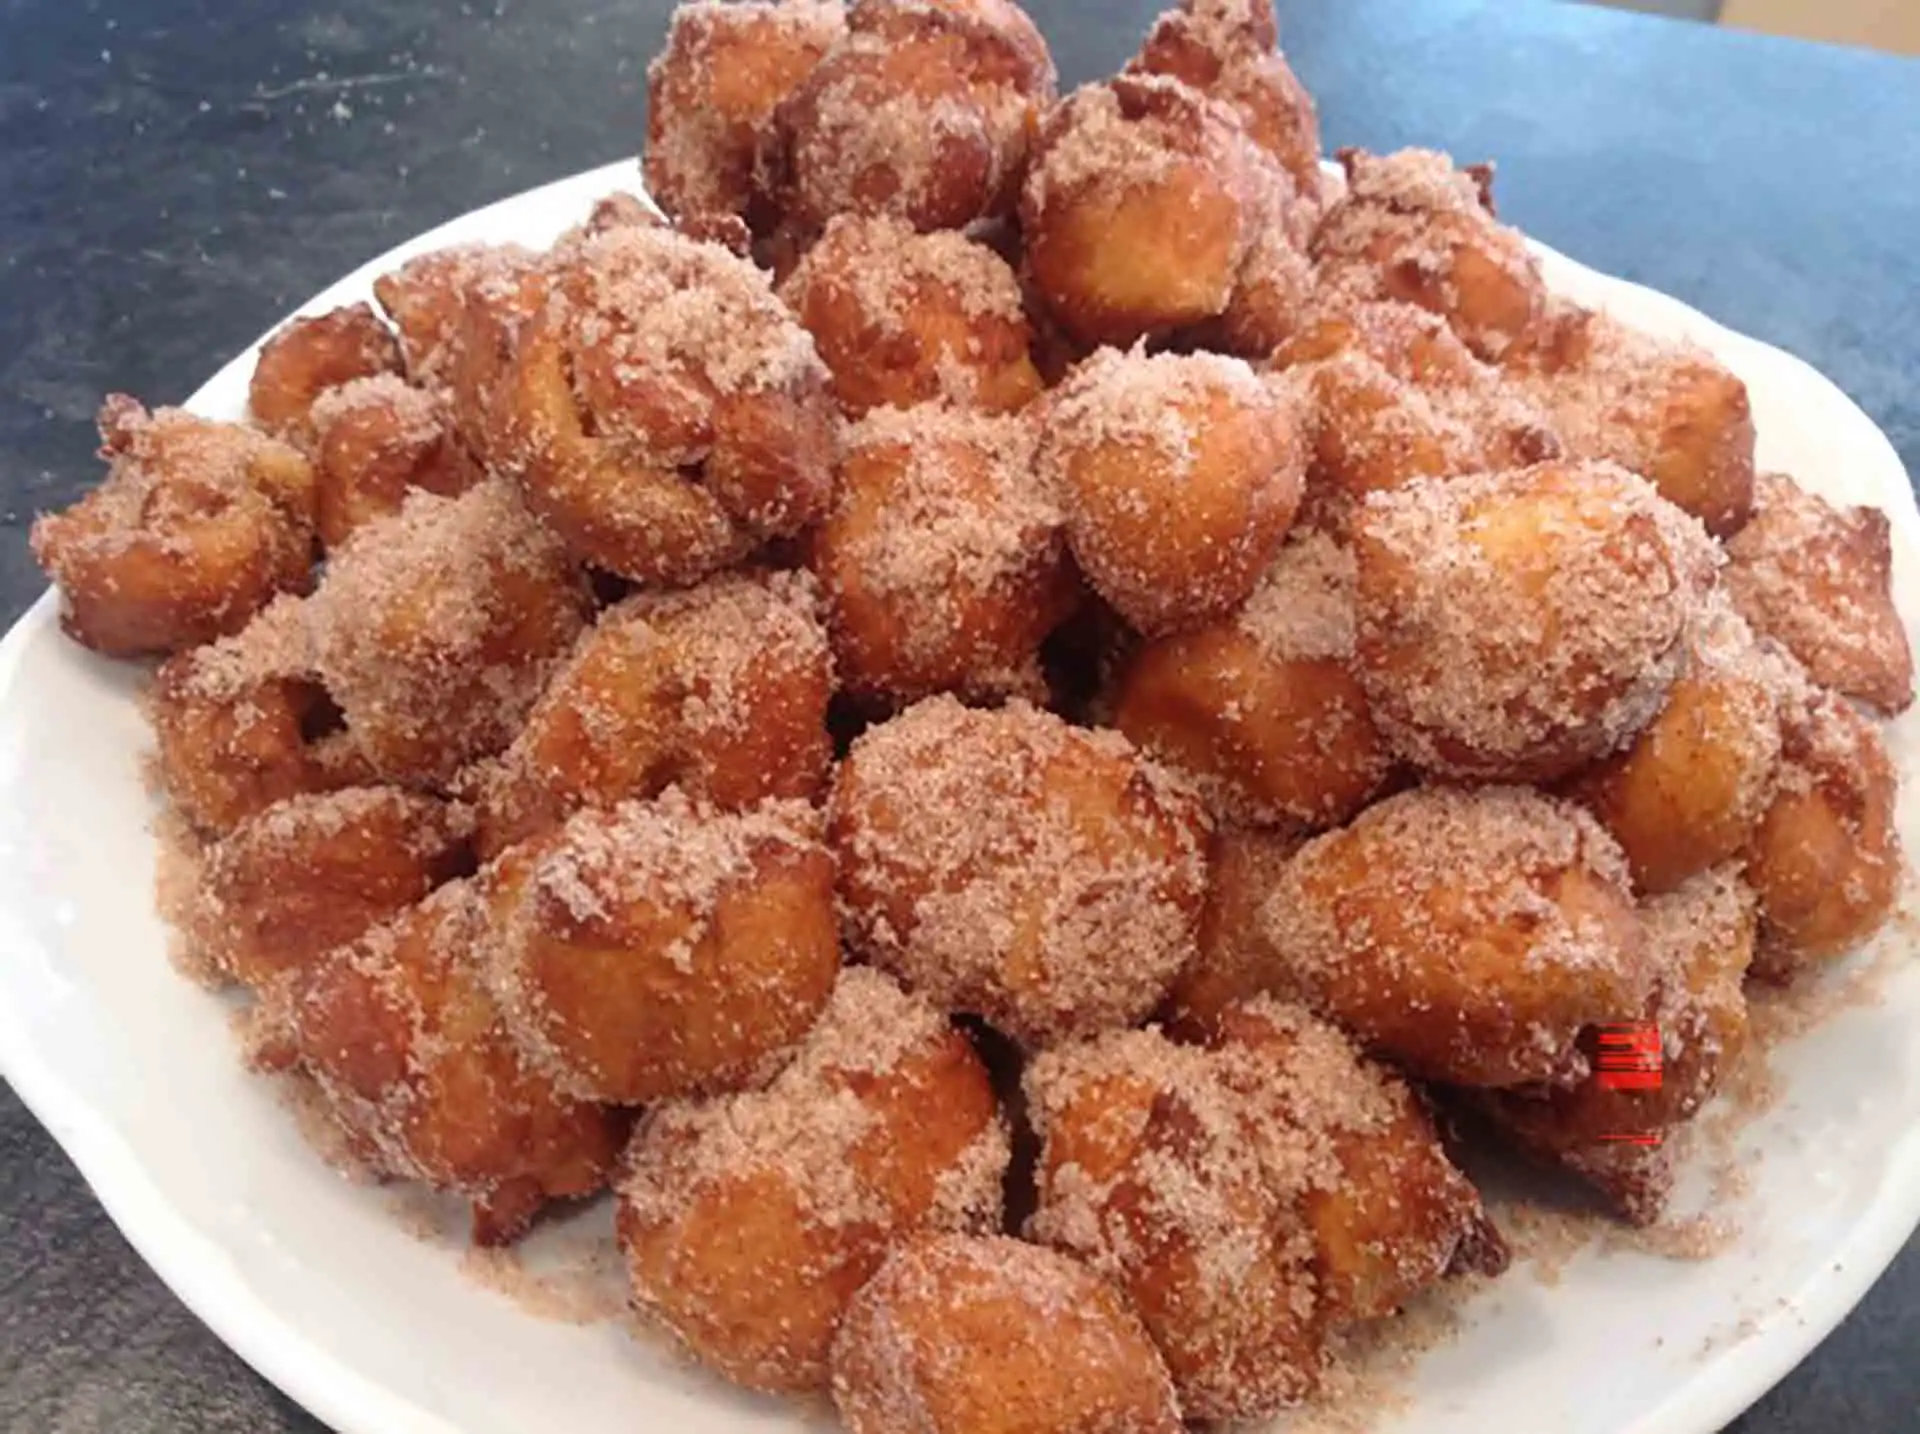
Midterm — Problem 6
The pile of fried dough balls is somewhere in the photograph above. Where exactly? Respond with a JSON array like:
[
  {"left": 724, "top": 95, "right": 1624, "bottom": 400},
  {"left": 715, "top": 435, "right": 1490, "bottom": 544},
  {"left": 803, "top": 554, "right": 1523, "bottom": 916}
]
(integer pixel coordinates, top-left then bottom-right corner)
[{"left": 32, "top": 0, "right": 1913, "bottom": 1427}]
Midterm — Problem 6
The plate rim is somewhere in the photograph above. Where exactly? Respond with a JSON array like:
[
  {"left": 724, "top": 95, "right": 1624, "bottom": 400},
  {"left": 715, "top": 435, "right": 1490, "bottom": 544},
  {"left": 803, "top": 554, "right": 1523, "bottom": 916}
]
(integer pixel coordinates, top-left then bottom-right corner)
[{"left": 1, "top": 158, "right": 1917, "bottom": 1434}]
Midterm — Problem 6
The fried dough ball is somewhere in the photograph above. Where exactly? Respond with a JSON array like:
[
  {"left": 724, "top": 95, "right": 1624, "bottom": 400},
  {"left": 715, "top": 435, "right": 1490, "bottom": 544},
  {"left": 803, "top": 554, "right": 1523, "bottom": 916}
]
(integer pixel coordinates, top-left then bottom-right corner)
[
  {"left": 1726, "top": 471, "right": 1914, "bottom": 713},
  {"left": 485, "top": 791, "right": 839, "bottom": 1104},
  {"left": 278, "top": 876, "right": 625, "bottom": 1245},
  {"left": 1021, "top": 75, "right": 1278, "bottom": 347},
  {"left": 831, "top": 1234, "right": 1181, "bottom": 1434},
  {"left": 248, "top": 303, "right": 404, "bottom": 449},
  {"left": 505, "top": 226, "right": 833, "bottom": 585},
  {"left": 832, "top": 696, "right": 1209, "bottom": 1047},
  {"left": 374, "top": 241, "right": 537, "bottom": 389},
  {"left": 308, "top": 375, "right": 482, "bottom": 548},
  {"left": 309, "top": 482, "right": 588, "bottom": 787},
  {"left": 190, "top": 787, "right": 473, "bottom": 988},
  {"left": 1273, "top": 301, "right": 1562, "bottom": 525},
  {"left": 475, "top": 569, "right": 832, "bottom": 857},
  {"left": 1161, "top": 824, "right": 1302, "bottom": 1037},
  {"left": 812, "top": 406, "right": 1074, "bottom": 705},
  {"left": 149, "top": 596, "right": 370, "bottom": 835},
  {"left": 1475, "top": 869, "right": 1756, "bottom": 1224},
  {"left": 1745, "top": 678, "right": 1903, "bottom": 981},
  {"left": 618, "top": 967, "right": 1009, "bottom": 1393},
  {"left": 1565, "top": 601, "right": 1782, "bottom": 895},
  {"left": 1351, "top": 461, "right": 1717, "bottom": 782},
  {"left": 1113, "top": 531, "right": 1392, "bottom": 829},
  {"left": 779, "top": 214, "right": 1042, "bottom": 416},
  {"left": 32, "top": 397, "right": 317, "bottom": 657},
  {"left": 644, "top": 0, "right": 847, "bottom": 228},
  {"left": 1208, "top": 221, "right": 1316, "bottom": 359},
  {"left": 772, "top": 0, "right": 1056, "bottom": 236},
  {"left": 1026, "top": 1000, "right": 1498, "bottom": 1420},
  {"left": 1040, "top": 348, "right": 1306, "bottom": 636},
  {"left": 1313, "top": 149, "right": 1546, "bottom": 362},
  {"left": 1504, "top": 303, "right": 1756, "bottom": 537},
  {"left": 1130, "top": 0, "right": 1322, "bottom": 200},
  {"left": 1262, "top": 785, "right": 1651, "bottom": 1087}
]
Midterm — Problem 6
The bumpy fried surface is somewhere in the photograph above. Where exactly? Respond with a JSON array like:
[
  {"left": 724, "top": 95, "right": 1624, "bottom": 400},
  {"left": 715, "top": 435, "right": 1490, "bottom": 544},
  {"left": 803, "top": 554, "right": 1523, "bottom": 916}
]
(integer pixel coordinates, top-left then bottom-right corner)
[
  {"left": 1503, "top": 303, "right": 1755, "bottom": 537},
  {"left": 812, "top": 405, "right": 1073, "bottom": 705},
  {"left": 1262, "top": 785, "right": 1651, "bottom": 1087},
  {"left": 475, "top": 569, "right": 832, "bottom": 856},
  {"left": 248, "top": 303, "right": 404, "bottom": 449},
  {"left": 1161, "top": 824, "right": 1304, "bottom": 1037},
  {"left": 149, "top": 596, "right": 370, "bottom": 834},
  {"left": 1745, "top": 673, "right": 1903, "bottom": 980},
  {"left": 1351, "top": 461, "right": 1717, "bottom": 782},
  {"left": 1726, "top": 471, "right": 1914, "bottom": 714},
  {"left": 645, "top": 0, "right": 847, "bottom": 227},
  {"left": 1026, "top": 999, "right": 1499, "bottom": 1422},
  {"left": 275, "top": 876, "right": 625, "bottom": 1245},
  {"left": 308, "top": 481, "right": 588, "bottom": 787},
  {"left": 831, "top": 696, "right": 1209, "bottom": 1047},
  {"left": 192, "top": 786, "right": 472, "bottom": 988},
  {"left": 1114, "top": 531, "right": 1392, "bottom": 829},
  {"left": 485, "top": 791, "right": 839, "bottom": 1104},
  {"left": 780, "top": 213, "right": 1042, "bottom": 416},
  {"left": 831, "top": 1234, "right": 1181, "bottom": 1434},
  {"left": 1021, "top": 74, "right": 1280, "bottom": 347},
  {"left": 1565, "top": 600, "right": 1782, "bottom": 895},
  {"left": 33, "top": 398, "right": 316, "bottom": 657},
  {"left": 1040, "top": 348, "right": 1305, "bottom": 636},
  {"left": 504, "top": 226, "right": 834, "bottom": 584},
  {"left": 1314, "top": 149, "right": 1546, "bottom": 362},
  {"left": 772, "top": 0, "right": 1055, "bottom": 236},
  {"left": 309, "top": 375, "right": 482, "bottom": 548},
  {"left": 1475, "top": 869, "right": 1756, "bottom": 1224},
  {"left": 619, "top": 968, "right": 1009, "bottom": 1393}
]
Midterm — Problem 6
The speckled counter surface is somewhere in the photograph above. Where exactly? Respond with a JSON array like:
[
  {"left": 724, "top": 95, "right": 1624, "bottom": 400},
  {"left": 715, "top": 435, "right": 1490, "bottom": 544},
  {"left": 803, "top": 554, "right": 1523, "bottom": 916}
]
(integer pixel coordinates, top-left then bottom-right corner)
[{"left": 1, "top": 1, "right": 1915, "bottom": 1430}]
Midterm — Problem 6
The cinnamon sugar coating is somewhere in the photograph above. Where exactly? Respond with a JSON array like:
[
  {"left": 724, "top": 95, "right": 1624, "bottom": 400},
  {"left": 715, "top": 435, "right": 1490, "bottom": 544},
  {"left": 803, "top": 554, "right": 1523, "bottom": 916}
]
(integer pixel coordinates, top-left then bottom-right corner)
[
  {"left": 618, "top": 967, "right": 1009, "bottom": 1393},
  {"left": 830, "top": 696, "right": 1209, "bottom": 1047},
  {"left": 1726, "top": 470, "right": 1915, "bottom": 713},
  {"left": 1041, "top": 346, "right": 1306, "bottom": 636},
  {"left": 1351, "top": 461, "right": 1718, "bottom": 782},
  {"left": 1261, "top": 785, "right": 1652, "bottom": 1087},
  {"left": 310, "top": 375, "right": 482, "bottom": 548},
  {"left": 1025, "top": 998, "right": 1499, "bottom": 1421},
  {"left": 474, "top": 568, "right": 833, "bottom": 857},
  {"left": 485, "top": 790, "right": 840, "bottom": 1105},
  {"left": 33, "top": 397, "right": 317, "bottom": 657},
  {"left": 811, "top": 405, "right": 1074, "bottom": 705},
  {"left": 248, "top": 302, "right": 404, "bottom": 449},
  {"left": 831, "top": 1234, "right": 1181, "bottom": 1434}
]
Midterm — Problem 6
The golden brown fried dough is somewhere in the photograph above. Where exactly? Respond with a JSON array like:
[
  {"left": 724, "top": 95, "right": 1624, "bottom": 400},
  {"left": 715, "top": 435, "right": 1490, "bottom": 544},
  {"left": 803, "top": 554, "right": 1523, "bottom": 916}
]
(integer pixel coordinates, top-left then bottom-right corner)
[
  {"left": 1040, "top": 347, "right": 1305, "bottom": 636},
  {"left": 33, "top": 397, "right": 316, "bottom": 657},
  {"left": 248, "top": 303, "right": 404, "bottom": 449},
  {"left": 486, "top": 791, "right": 839, "bottom": 1104},
  {"left": 475, "top": 569, "right": 832, "bottom": 856},
  {"left": 1566, "top": 601, "right": 1782, "bottom": 895},
  {"left": 192, "top": 786, "right": 472, "bottom": 988},
  {"left": 308, "top": 482, "right": 588, "bottom": 787},
  {"left": 1114, "top": 530, "right": 1392, "bottom": 829},
  {"left": 1026, "top": 999, "right": 1496, "bottom": 1421},
  {"left": 812, "top": 405, "right": 1073, "bottom": 705},
  {"left": 831, "top": 695, "right": 1209, "bottom": 1047},
  {"left": 619, "top": 967, "right": 1009, "bottom": 1393},
  {"left": 1161, "top": 824, "right": 1303, "bottom": 1037},
  {"left": 1726, "top": 471, "right": 1914, "bottom": 714},
  {"left": 780, "top": 213, "right": 1042, "bottom": 416},
  {"left": 1351, "top": 461, "right": 1716, "bottom": 782},
  {"left": 504, "top": 226, "right": 833, "bottom": 585},
  {"left": 1262, "top": 785, "right": 1651, "bottom": 1086},
  {"left": 309, "top": 375, "right": 482, "bottom": 549},
  {"left": 831, "top": 1234, "right": 1181, "bottom": 1434}
]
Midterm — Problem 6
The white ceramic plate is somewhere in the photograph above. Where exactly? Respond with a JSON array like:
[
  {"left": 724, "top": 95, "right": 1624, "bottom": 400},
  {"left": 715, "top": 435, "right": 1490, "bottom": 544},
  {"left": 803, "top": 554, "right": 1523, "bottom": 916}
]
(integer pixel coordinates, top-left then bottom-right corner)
[{"left": 2, "top": 161, "right": 1917, "bottom": 1434}]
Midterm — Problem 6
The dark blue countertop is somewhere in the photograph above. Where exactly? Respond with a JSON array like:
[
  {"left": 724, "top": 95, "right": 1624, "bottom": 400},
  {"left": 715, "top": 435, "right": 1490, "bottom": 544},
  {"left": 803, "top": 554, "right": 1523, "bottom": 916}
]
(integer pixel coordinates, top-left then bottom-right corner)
[{"left": 1, "top": 1, "right": 1915, "bottom": 1429}]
